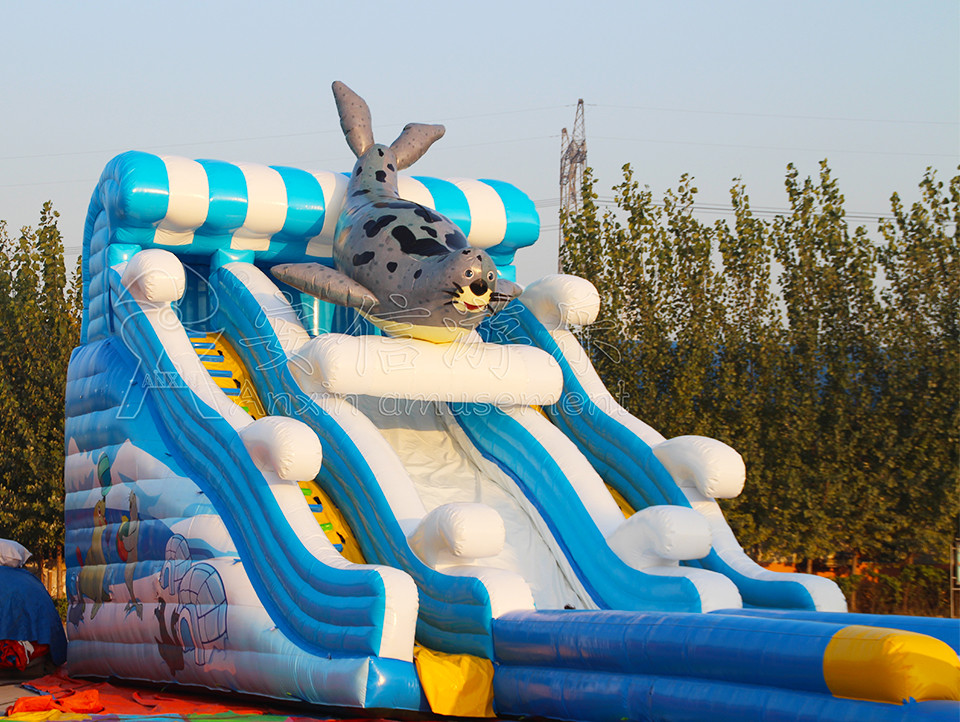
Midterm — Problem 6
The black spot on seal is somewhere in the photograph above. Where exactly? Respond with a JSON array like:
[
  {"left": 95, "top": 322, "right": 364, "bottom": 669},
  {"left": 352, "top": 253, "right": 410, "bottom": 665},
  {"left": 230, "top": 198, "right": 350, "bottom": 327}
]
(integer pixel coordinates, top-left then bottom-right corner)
[
  {"left": 387, "top": 261, "right": 398, "bottom": 273},
  {"left": 363, "top": 215, "right": 397, "bottom": 237},
  {"left": 375, "top": 170, "right": 387, "bottom": 183},
  {"left": 378, "top": 148, "right": 384, "bottom": 157},
  {"left": 420, "top": 225, "right": 438, "bottom": 238},
  {"left": 352, "top": 189, "right": 370, "bottom": 197},
  {"left": 354, "top": 166, "right": 362, "bottom": 176},
  {"left": 387, "top": 163, "right": 395, "bottom": 171},
  {"left": 446, "top": 232, "right": 468, "bottom": 250},
  {"left": 414, "top": 268, "right": 422, "bottom": 279},
  {"left": 353, "top": 251, "right": 375, "bottom": 266},
  {"left": 391, "top": 226, "right": 448, "bottom": 257},
  {"left": 414, "top": 207, "right": 443, "bottom": 224}
]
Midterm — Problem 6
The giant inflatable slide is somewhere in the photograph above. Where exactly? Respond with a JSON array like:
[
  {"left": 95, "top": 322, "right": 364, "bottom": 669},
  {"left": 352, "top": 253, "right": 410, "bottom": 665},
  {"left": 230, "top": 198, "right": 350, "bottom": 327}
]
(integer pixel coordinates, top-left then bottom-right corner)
[{"left": 64, "top": 82, "right": 960, "bottom": 721}]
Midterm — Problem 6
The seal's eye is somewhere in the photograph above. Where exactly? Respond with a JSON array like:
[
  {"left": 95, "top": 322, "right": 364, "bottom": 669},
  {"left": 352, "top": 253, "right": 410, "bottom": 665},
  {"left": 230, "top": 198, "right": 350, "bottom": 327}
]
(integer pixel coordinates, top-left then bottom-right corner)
[
  {"left": 486, "top": 271, "right": 496, "bottom": 282},
  {"left": 464, "top": 269, "right": 474, "bottom": 278}
]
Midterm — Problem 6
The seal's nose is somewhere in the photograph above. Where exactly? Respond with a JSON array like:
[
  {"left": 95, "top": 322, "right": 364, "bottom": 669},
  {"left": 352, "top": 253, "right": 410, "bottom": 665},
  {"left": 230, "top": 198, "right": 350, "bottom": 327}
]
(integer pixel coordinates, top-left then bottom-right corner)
[{"left": 470, "top": 279, "right": 488, "bottom": 296}]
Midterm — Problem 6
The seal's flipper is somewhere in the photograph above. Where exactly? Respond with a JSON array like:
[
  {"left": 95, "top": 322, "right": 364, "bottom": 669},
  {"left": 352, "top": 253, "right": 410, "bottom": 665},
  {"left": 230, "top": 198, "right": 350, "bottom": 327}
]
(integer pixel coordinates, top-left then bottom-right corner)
[
  {"left": 489, "top": 278, "right": 523, "bottom": 313},
  {"left": 390, "top": 123, "right": 446, "bottom": 171},
  {"left": 272, "top": 262, "right": 379, "bottom": 312},
  {"left": 332, "top": 81, "right": 375, "bottom": 158}
]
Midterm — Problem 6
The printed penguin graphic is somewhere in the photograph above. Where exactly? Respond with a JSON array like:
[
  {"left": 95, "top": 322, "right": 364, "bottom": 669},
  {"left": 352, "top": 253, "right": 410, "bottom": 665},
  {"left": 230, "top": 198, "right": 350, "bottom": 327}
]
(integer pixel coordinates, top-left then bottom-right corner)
[
  {"left": 117, "top": 489, "right": 142, "bottom": 618},
  {"left": 272, "top": 81, "right": 521, "bottom": 343},
  {"left": 75, "top": 496, "right": 111, "bottom": 621}
]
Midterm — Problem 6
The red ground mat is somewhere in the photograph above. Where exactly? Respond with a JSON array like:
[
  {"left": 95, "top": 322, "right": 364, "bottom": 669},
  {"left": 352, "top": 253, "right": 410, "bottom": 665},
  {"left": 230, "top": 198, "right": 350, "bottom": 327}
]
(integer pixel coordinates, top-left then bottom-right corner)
[{"left": 6, "top": 671, "right": 398, "bottom": 721}]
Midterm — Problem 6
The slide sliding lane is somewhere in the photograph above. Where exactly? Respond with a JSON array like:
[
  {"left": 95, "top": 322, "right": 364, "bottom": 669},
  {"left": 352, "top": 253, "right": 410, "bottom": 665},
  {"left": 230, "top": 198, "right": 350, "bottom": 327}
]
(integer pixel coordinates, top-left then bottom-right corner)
[
  {"left": 187, "top": 330, "right": 365, "bottom": 563},
  {"left": 493, "top": 610, "right": 960, "bottom": 722},
  {"left": 209, "top": 263, "right": 502, "bottom": 658},
  {"left": 482, "top": 303, "right": 830, "bottom": 611},
  {"left": 452, "top": 402, "right": 710, "bottom": 612}
]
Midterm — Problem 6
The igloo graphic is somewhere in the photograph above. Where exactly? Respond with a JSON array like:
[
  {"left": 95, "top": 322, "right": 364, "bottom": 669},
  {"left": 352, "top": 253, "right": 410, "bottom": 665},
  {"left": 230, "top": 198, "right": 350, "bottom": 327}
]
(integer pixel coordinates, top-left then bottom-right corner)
[{"left": 156, "top": 534, "right": 227, "bottom": 670}]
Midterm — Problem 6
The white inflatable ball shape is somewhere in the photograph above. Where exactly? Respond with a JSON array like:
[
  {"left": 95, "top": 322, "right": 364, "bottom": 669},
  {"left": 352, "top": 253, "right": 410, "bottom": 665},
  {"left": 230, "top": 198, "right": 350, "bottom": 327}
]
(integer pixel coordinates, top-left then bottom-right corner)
[
  {"left": 408, "top": 502, "right": 506, "bottom": 569},
  {"left": 520, "top": 274, "right": 600, "bottom": 330},
  {"left": 120, "top": 249, "right": 186, "bottom": 303},
  {"left": 653, "top": 436, "right": 746, "bottom": 499},
  {"left": 239, "top": 416, "right": 323, "bottom": 481}
]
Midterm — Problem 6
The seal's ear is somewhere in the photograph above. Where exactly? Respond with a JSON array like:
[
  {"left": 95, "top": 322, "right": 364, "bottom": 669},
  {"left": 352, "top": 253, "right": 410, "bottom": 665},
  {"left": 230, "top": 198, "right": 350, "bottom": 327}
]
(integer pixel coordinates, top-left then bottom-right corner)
[
  {"left": 332, "top": 81, "right": 375, "bottom": 158},
  {"left": 272, "top": 262, "right": 379, "bottom": 312},
  {"left": 390, "top": 123, "right": 445, "bottom": 170}
]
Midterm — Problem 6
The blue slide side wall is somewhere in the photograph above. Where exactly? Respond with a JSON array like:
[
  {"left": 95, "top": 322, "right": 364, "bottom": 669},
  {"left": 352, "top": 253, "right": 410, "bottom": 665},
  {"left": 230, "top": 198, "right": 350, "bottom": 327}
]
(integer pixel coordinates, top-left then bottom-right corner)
[
  {"left": 105, "top": 270, "right": 394, "bottom": 655},
  {"left": 209, "top": 265, "right": 500, "bottom": 658},
  {"left": 65, "top": 333, "right": 421, "bottom": 709},
  {"left": 451, "top": 404, "right": 705, "bottom": 612},
  {"left": 481, "top": 303, "right": 819, "bottom": 611}
]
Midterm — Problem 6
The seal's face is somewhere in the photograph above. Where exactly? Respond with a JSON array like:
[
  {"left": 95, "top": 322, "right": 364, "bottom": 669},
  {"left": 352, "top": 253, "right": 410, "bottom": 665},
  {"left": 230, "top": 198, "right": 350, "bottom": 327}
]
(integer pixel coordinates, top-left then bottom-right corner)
[{"left": 443, "top": 250, "right": 499, "bottom": 315}]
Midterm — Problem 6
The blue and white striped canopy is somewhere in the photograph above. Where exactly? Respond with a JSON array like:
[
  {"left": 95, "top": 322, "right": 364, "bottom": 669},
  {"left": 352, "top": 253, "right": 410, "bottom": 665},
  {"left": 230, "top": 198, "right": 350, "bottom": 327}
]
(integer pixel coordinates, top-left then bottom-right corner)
[{"left": 91, "top": 151, "right": 539, "bottom": 266}]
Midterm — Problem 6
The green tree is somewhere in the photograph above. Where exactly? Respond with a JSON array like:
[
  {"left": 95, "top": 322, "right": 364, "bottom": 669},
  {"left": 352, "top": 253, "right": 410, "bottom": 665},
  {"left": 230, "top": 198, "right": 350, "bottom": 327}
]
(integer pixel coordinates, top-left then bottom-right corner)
[
  {"left": 0, "top": 203, "right": 82, "bottom": 580},
  {"left": 560, "top": 160, "right": 959, "bottom": 591},
  {"left": 770, "top": 162, "right": 888, "bottom": 572},
  {"left": 875, "top": 168, "right": 960, "bottom": 563},
  {"left": 711, "top": 182, "right": 783, "bottom": 555}
]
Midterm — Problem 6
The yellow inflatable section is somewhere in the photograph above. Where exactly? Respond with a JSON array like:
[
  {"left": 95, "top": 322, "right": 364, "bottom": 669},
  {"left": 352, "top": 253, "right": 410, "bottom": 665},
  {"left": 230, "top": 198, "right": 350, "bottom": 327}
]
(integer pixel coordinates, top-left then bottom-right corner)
[
  {"left": 414, "top": 645, "right": 495, "bottom": 717},
  {"left": 824, "top": 625, "right": 960, "bottom": 703}
]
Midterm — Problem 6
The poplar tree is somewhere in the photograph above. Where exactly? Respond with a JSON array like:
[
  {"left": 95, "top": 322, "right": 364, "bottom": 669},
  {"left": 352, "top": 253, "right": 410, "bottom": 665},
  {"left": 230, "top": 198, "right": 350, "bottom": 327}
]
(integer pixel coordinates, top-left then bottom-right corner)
[
  {"left": 0, "top": 203, "right": 81, "bottom": 579},
  {"left": 560, "top": 162, "right": 959, "bottom": 587},
  {"left": 876, "top": 169, "right": 959, "bottom": 564}
]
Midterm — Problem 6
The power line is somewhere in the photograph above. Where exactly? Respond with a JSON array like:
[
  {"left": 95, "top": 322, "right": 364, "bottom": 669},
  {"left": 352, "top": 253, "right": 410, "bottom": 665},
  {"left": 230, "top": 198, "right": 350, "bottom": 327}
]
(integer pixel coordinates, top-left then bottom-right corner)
[
  {"left": 535, "top": 196, "right": 895, "bottom": 221},
  {"left": 0, "top": 178, "right": 91, "bottom": 189},
  {"left": 0, "top": 106, "right": 573, "bottom": 163},
  {"left": 0, "top": 129, "right": 345, "bottom": 162},
  {"left": 591, "top": 135, "right": 954, "bottom": 159},
  {"left": 588, "top": 103, "right": 959, "bottom": 127}
]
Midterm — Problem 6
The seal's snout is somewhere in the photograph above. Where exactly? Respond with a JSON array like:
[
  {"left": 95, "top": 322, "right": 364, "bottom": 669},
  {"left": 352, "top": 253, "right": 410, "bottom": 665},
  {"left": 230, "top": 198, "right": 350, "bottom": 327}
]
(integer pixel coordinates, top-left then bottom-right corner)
[{"left": 470, "top": 279, "right": 489, "bottom": 296}]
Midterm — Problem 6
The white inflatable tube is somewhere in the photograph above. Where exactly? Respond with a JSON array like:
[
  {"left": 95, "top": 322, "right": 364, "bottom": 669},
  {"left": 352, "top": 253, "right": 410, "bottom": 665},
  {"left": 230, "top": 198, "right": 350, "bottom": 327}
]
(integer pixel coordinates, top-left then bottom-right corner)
[{"left": 289, "top": 333, "right": 563, "bottom": 406}]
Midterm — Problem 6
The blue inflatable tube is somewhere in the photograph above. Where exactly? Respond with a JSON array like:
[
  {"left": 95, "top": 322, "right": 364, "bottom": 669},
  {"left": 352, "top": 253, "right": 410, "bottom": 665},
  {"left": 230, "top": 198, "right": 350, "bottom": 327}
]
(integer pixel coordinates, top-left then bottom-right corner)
[
  {"left": 494, "top": 610, "right": 840, "bottom": 693},
  {"left": 494, "top": 666, "right": 956, "bottom": 722},
  {"left": 492, "top": 610, "right": 959, "bottom": 721},
  {"left": 713, "top": 608, "right": 960, "bottom": 655}
]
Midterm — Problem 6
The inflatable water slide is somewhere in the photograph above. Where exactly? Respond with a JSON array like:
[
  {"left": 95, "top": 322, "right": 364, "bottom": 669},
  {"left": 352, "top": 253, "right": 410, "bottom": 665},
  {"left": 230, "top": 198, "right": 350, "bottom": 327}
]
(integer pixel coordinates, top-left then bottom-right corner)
[{"left": 63, "top": 83, "right": 960, "bottom": 721}]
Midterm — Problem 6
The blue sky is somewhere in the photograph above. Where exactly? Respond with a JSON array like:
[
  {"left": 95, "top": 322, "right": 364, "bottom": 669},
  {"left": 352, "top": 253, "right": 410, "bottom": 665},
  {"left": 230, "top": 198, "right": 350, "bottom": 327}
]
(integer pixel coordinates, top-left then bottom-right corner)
[{"left": 2, "top": 1, "right": 957, "bottom": 284}]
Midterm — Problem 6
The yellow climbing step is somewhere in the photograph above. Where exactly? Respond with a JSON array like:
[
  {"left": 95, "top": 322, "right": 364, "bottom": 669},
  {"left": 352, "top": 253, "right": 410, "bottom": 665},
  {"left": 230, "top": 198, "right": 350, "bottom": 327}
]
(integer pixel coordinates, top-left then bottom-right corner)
[{"left": 188, "top": 330, "right": 363, "bottom": 564}]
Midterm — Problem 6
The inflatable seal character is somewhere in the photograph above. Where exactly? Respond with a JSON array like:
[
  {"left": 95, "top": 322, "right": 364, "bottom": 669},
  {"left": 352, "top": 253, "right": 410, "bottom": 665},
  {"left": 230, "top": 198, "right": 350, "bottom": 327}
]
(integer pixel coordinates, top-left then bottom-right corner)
[{"left": 272, "top": 81, "right": 520, "bottom": 343}]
